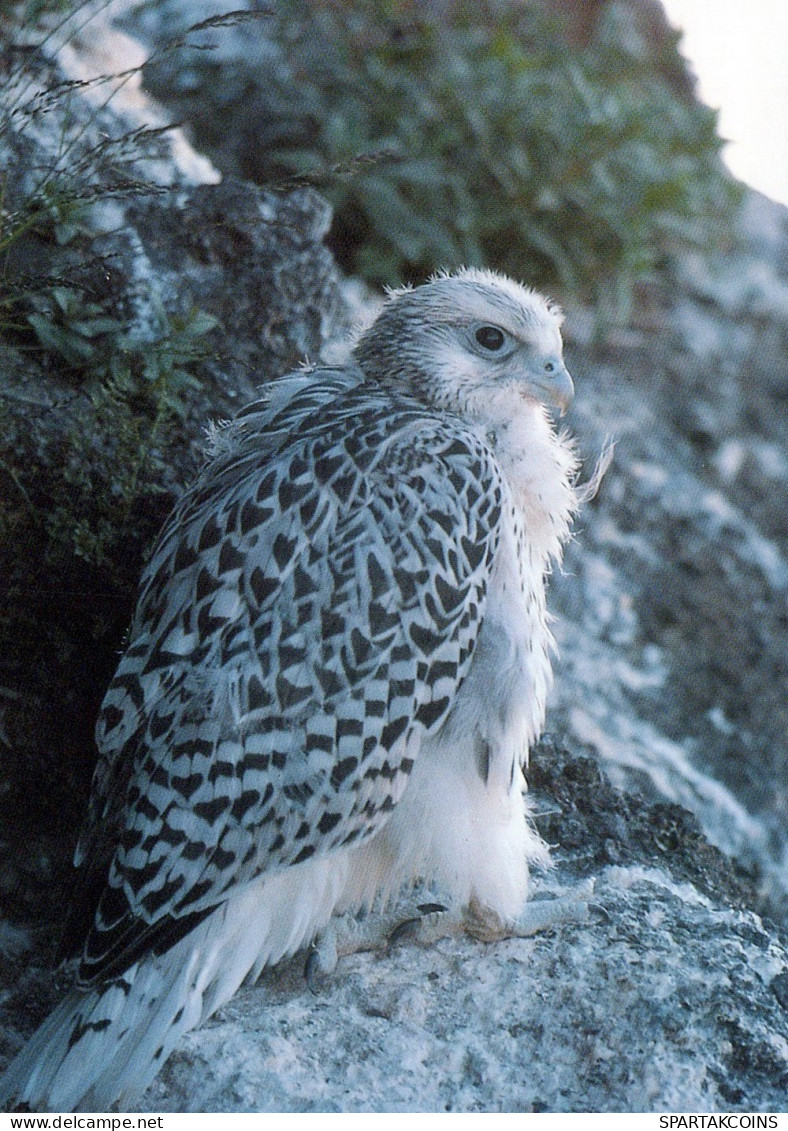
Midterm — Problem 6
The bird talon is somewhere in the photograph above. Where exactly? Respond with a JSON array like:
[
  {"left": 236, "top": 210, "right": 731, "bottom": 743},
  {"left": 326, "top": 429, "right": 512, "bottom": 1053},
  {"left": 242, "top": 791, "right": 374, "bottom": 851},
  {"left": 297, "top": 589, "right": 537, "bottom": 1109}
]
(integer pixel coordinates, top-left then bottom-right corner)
[
  {"left": 304, "top": 948, "right": 325, "bottom": 995},
  {"left": 387, "top": 916, "right": 424, "bottom": 948}
]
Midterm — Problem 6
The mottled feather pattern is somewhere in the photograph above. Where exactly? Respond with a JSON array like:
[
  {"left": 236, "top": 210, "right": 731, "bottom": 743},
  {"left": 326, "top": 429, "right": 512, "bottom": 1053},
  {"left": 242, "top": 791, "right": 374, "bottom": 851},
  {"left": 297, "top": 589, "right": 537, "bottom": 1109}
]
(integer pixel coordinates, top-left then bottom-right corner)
[{"left": 83, "top": 371, "right": 502, "bottom": 983}]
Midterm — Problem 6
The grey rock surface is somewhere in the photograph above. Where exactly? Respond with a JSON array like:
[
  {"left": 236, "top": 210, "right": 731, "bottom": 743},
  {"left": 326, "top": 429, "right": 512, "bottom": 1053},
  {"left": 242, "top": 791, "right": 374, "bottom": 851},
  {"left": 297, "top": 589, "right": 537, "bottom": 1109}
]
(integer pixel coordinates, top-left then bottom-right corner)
[
  {"left": 551, "top": 188, "right": 788, "bottom": 915},
  {"left": 139, "top": 870, "right": 786, "bottom": 1113}
]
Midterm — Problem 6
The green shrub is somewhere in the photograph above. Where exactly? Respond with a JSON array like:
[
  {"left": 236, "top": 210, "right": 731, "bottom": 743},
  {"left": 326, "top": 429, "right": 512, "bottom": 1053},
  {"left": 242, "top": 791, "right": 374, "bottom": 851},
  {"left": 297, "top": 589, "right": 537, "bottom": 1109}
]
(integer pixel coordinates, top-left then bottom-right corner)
[{"left": 259, "top": 0, "right": 740, "bottom": 317}]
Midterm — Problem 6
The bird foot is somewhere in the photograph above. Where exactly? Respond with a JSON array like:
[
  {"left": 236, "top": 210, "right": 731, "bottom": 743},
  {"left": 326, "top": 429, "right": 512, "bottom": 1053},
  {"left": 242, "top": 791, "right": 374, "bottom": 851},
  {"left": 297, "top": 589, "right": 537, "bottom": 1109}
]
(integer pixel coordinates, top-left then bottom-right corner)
[
  {"left": 464, "top": 888, "right": 597, "bottom": 943},
  {"left": 305, "top": 902, "right": 450, "bottom": 991},
  {"left": 305, "top": 883, "right": 597, "bottom": 990}
]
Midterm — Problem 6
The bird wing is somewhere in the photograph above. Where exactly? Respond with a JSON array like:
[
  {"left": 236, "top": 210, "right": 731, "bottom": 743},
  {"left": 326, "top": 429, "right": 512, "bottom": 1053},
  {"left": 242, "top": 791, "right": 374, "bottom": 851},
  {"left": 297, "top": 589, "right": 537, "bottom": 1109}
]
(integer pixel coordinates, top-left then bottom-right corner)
[{"left": 70, "top": 369, "right": 506, "bottom": 983}]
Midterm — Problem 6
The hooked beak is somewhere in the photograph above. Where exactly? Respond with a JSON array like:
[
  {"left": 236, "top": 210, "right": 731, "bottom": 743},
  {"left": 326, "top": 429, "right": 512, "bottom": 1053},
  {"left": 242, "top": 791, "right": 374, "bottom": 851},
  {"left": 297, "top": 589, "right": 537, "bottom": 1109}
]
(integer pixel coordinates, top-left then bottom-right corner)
[{"left": 528, "top": 364, "right": 575, "bottom": 416}]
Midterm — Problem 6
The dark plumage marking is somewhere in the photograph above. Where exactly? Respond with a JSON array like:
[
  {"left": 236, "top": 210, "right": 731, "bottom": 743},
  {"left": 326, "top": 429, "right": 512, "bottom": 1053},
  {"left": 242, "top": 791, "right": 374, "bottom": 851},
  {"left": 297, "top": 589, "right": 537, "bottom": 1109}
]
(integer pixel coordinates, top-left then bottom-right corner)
[
  {"left": 415, "top": 697, "right": 450, "bottom": 729},
  {"left": 474, "top": 734, "right": 491, "bottom": 785},
  {"left": 171, "top": 773, "right": 203, "bottom": 801},
  {"left": 331, "top": 471, "right": 357, "bottom": 501},
  {"left": 293, "top": 563, "right": 319, "bottom": 598},
  {"left": 149, "top": 711, "right": 175, "bottom": 741},
  {"left": 389, "top": 678, "right": 415, "bottom": 698},
  {"left": 313, "top": 452, "right": 345, "bottom": 482},
  {"left": 367, "top": 554, "right": 388, "bottom": 599},
  {"left": 276, "top": 674, "right": 311, "bottom": 708},
  {"left": 283, "top": 783, "right": 314, "bottom": 807},
  {"left": 318, "top": 810, "right": 342, "bottom": 835},
  {"left": 272, "top": 532, "right": 298, "bottom": 571},
  {"left": 393, "top": 567, "right": 417, "bottom": 602},
  {"left": 307, "top": 732, "right": 334, "bottom": 754},
  {"left": 336, "top": 718, "right": 363, "bottom": 739},
  {"left": 249, "top": 567, "right": 278, "bottom": 607},
  {"left": 196, "top": 566, "right": 222, "bottom": 603},
  {"left": 101, "top": 704, "right": 123, "bottom": 734},
  {"left": 197, "top": 604, "right": 227, "bottom": 639},
  {"left": 299, "top": 492, "right": 320, "bottom": 528},
  {"left": 429, "top": 659, "right": 458, "bottom": 681},
  {"left": 197, "top": 514, "right": 222, "bottom": 552},
  {"left": 442, "top": 438, "right": 471, "bottom": 458},
  {"left": 231, "top": 790, "right": 262, "bottom": 822},
  {"left": 381, "top": 716, "right": 409, "bottom": 749},
  {"left": 254, "top": 469, "right": 277, "bottom": 502},
  {"left": 279, "top": 643, "right": 307, "bottom": 670},
  {"left": 409, "top": 622, "right": 445, "bottom": 656},
  {"left": 435, "top": 574, "right": 466, "bottom": 614},
  {"left": 428, "top": 508, "right": 455, "bottom": 537},
  {"left": 277, "top": 477, "right": 312, "bottom": 508},
  {"left": 177, "top": 879, "right": 212, "bottom": 908},
  {"left": 153, "top": 823, "right": 187, "bottom": 848},
  {"left": 133, "top": 794, "right": 160, "bottom": 824},
  {"left": 369, "top": 602, "right": 399, "bottom": 635},
  {"left": 207, "top": 760, "right": 235, "bottom": 785},
  {"left": 141, "top": 876, "right": 185, "bottom": 916},
  {"left": 193, "top": 797, "right": 230, "bottom": 824},
  {"left": 67, "top": 1016, "right": 111, "bottom": 1051},
  {"left": 350, "top": 627, "right": 373, "bottom": 666},
  {"left": 461, "top": 535, "right": 486, "bottom": 571},
  {"left": 173, "top": 543, "right": 199, "bottom": 575},
  {"left": 113, "top": 672, "right": 144, "bottom": 710},
  {"left": 239, "top": 498, "right": 267, "bottom": 534},
  {"left": 330, "top": 756, "right": 358, "bottom": 789},
  {"left": 318, "top": 667, "right": 345, "bottom": 697},
  {"left": 218, "top": 540, "right": 245, "bottom": 575},
  {"left": 241, "top": 753, "right": 273, "bottom": 778},
  {"left": 210, "top": 846, "right": 236, "bottom": 872},
  {"left": 247, "top": 674, "right": 270, "bottom": 711}
]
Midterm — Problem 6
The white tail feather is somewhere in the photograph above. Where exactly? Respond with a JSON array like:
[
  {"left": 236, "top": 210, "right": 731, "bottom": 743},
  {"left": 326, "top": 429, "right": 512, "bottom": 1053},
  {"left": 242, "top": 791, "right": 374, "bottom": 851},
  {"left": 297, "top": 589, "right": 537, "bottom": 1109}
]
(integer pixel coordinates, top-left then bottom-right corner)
[{"left": 0, "top": 856, "right": 350, "bottom": 1111}]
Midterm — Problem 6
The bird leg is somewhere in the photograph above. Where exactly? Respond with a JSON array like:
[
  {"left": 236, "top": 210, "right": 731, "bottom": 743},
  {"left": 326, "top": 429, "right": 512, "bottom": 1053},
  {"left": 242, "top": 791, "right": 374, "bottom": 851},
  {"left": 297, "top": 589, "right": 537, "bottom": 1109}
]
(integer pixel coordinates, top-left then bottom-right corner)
[
  {"left": 305, "top": 883, "right": 596, "bottom": 991},
  {"left": 463, "top": 889, "right": 595, "bottom": 943}
]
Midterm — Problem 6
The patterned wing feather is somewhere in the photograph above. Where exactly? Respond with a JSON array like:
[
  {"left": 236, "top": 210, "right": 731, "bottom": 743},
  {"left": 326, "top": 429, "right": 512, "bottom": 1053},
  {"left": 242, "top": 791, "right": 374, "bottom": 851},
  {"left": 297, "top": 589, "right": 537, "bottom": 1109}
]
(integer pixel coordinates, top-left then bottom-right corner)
[{"left": 74, "top": 370, "right": 506, "bottom": 984}]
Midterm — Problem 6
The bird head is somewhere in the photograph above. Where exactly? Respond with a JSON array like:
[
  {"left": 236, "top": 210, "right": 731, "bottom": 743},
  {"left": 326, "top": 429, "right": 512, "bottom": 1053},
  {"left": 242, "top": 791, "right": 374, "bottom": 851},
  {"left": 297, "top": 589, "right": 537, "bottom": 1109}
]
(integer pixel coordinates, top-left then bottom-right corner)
[{"left": 352, "top": 267, "right": 574, "bottom": 423}]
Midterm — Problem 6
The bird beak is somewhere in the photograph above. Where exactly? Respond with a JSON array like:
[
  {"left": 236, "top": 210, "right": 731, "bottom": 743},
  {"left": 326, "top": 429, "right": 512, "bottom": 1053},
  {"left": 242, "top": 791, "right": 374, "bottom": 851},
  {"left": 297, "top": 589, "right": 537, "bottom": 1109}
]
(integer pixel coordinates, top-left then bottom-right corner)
[{"left": 528, "top": 364, "right": 575, "bottom": 416}]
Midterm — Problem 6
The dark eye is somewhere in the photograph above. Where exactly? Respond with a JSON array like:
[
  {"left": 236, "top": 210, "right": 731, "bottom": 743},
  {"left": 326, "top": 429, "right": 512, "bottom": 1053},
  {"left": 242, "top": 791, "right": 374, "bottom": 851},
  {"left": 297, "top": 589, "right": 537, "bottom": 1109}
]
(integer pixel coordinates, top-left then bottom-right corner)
[
  {"left": 544, "top": 361, "right": 555, "bottom": 373},
  {"left": 475, "top": 325, "right": 506, "bottom": 351}
]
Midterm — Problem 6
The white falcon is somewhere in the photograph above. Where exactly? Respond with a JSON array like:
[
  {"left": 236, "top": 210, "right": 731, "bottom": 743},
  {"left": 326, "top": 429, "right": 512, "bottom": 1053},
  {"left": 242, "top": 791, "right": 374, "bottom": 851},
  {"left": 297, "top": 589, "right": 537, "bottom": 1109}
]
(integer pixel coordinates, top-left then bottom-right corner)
[{"left": 1, "top": 267, "right": 587, "bottom": 1111}]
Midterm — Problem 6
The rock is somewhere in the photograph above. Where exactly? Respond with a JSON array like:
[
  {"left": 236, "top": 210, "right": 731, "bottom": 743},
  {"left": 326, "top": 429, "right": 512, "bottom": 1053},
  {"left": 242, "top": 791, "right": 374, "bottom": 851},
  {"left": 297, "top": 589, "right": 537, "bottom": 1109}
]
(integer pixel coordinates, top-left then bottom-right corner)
[
  {"left": 551, "top": 186, "right": 788, "bottom": 916},
  {"left": 135, "top": 865, "right": 786, "bottom": 1112}
]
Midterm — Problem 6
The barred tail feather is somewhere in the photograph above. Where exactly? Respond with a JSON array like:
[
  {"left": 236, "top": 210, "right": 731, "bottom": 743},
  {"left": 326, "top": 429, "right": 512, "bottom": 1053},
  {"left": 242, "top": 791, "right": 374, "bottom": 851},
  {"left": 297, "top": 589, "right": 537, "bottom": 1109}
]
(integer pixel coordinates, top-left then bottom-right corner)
[
  {"left": 1, "top": 857, "right": 350, "bottom": 1111},
  {"left": 0, "top": 927, "right": 209, "bottom": 1112}
]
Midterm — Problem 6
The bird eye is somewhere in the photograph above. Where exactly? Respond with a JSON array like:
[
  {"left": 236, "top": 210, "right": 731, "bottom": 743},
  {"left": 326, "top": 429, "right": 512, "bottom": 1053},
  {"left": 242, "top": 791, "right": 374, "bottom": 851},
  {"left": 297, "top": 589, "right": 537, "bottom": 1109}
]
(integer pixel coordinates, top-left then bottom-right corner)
[
  {"left": 544, "top": 361, "right": 555, "bottom": 373},
  {"left": 475, "top": 325, "right": 506, "bottom": 351}
]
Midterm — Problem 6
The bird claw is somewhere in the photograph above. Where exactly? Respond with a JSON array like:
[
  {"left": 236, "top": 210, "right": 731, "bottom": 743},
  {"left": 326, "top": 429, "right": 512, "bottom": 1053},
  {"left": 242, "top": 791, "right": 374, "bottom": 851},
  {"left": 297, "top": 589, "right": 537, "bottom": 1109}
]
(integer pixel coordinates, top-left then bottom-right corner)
[
  {"left": 387, "top": 902, "right": 449, "bottom": 949},
  {"left": 304, "top": 889, "right": 596, "bottom": 992},
  {"left": 304, "top": 925, "right": 339, "bottom": 994}
]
